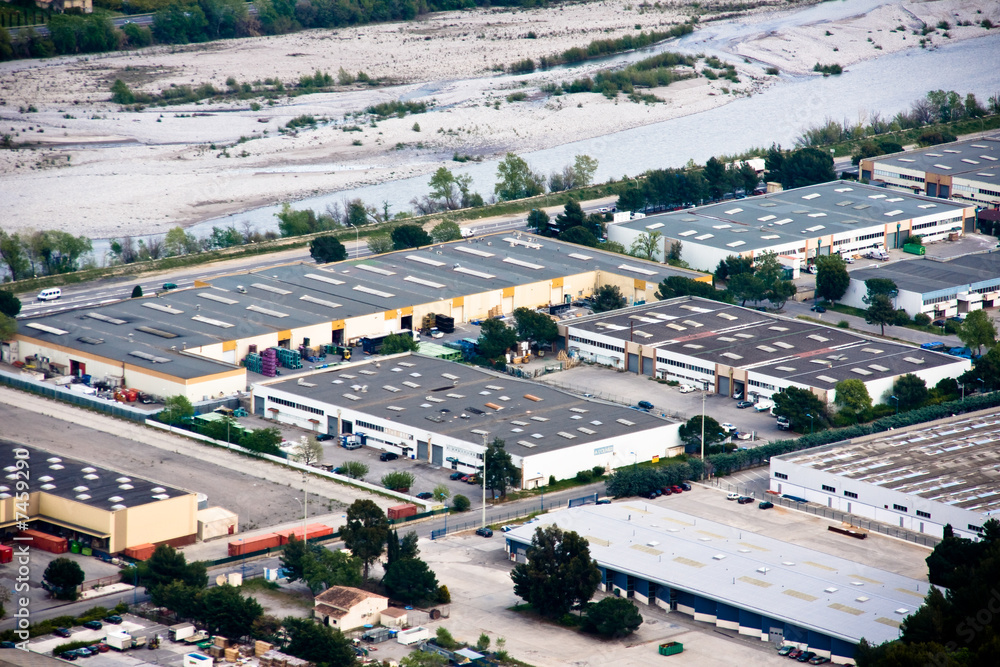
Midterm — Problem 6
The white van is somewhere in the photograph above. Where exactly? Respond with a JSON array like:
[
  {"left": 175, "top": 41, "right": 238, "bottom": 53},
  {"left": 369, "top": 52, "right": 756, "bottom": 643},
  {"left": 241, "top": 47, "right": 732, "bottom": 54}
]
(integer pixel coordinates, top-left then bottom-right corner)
[
  {"left": 460, "top": 227, "right": 474, "bottom": 238},
  {"left": 37, "top": 288, "right": 61, "bottom": 302}
]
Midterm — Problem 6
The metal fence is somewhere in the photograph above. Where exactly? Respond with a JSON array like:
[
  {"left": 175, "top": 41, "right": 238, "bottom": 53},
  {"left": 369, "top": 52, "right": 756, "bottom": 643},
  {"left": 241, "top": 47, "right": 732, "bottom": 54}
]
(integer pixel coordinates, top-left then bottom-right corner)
[
  {"left": 430, "top": 500, "right": 567, "bottom": 539},
  {"left": 711, "top": 479, "right": 940, "bottom": 548},
  {"left": 568, "top": 493, "right": 598, "bottom": 508}
]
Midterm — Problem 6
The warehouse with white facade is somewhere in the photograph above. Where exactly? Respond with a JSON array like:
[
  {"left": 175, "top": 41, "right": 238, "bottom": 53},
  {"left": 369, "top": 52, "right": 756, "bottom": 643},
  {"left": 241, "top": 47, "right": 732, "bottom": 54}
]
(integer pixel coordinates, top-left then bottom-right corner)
[
  {"left": 7, "top": 235, "right": 702, "bottom": 401},
  {"left": 607, "top": 181, "right": 974, "bottom": 273},
  {"left": 506, "top": 503, "right": 929, "bottom": 664},
  {"left": 840, "top": 252, "right": 1000, "bottom": 319},
  {"left": 249, "top": 353, "right": 681, "bottom": 484},
  {"left": 560, "top": 297, "right": 969, "bottom": 405},
  {"left": 860, "top": 134, "right": 1000, "bottom": 207},
  {"left": 769, "top": 409, "right": 1000, "bottom": 541}
]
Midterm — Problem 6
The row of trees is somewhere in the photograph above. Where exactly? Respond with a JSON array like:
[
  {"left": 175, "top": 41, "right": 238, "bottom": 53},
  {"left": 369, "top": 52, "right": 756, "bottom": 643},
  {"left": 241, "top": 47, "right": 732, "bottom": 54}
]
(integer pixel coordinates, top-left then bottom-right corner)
[{"left": 0, "top": 229, "right": 92, "bottom": 280}]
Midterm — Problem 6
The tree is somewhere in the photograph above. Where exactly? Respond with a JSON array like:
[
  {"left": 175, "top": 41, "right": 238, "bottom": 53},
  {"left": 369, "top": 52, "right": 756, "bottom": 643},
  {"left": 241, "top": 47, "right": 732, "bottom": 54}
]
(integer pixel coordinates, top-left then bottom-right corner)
[
  {"left": 780, "top": 147, "right": 836, "bottom": 189},
  {"left": 892, "top": 374, "right": 927, "bottom": 410},
  {"left": 655, "top": 276, "right": 727, "bottom": 302},
  {"left": 865, "top": 293, "right": 896, "bottom": 336},
  {"left": 282, "top": 617, "right": 356, "bottom": 666},
  {"left": 432, "top": 484, "right": 450, "bottom": 502},
  {"left": 559, "top": 226, "right": 599, "bottom": 247},
  {"left": 814, "top": 254, "right": 850, "bottom": 302},
  {"left": 592, "top": 284, "right": 626, "bottom": 313},
  {"left": 958, "top": 309, "right": 997, "bottom": 356},
  {"left": 136, "top": 544, "right": 207, "bottom": 593},
  {"left": 310, "top": 235, "right": 347, "bottom": 263},
  {"left": 666, "top": 240, "right": 683, "bottom": 263},
  {"left": 391, "top": 224, "right": 433, "bottom": 250},
  {"left": 383, "top": 557, "right": 439, "bottom": 604},
  {"left": 339, "top": 499, "right": 390, "bottom": 579},
  {"left": 834, "top": 379, "right": 872, "bottom": 419},
  {"left": 428, "top": 167, "right": 459, "bottom": 209},
  {"left": 159, "top": 395, "right": 194, "bottom": 426},
  {"left": 196, "top": 585, "right": 263, "bottom": 640},
  {"left": 766, "top": 278, "right": 797, "bottom": 309},
  {"left": 43, "top": 558, "right": 85, "bottom": 600},
  {"left": 452, "top": 494, "right": 471, "bottom": 512},
  {"left": 772, "top": 386, "right": 827, "bottom": 433},
  {"left": 478, "top": 318, "right": 518, "bottom": 359},
  {"left": 714, "top": 254, "right": 754, "bottom": 283},
  {"left": 494, "top": 153, "right": 544, "bottom": 201},
  {"left": 339, "top": 460, "right": 368, "bottom": 479},
  {"left": 381, "top": 333, "right": 419, "bottom": 354},
  {"left": 275, "top": 203, "right": 334, "bottom": 237},
  {"left": 727, "top": 271, "right": 766, "bottom": 307},
  {"left": 280, "top": 535, "right": 311, "bottom": 582},
  {"left": 164, "top": 226, "right": 200, "bottom": 256},
  {"left": 0, "top": 290, "right": 22, "bottom": 318},
  {"left": 703, "top": 156, "right": 729, "bottom": 199},
  {"left": 431, "top": 221, "right": 462, "bottom": 243},
  {"left": 554, "top": 199, "right": 587, "bottom": 234},
  {"left": 367, "top": 233, "right": 393, "bottom": 254},
  {"left": 572, "top": 154, "right": 599, "bottom": 187},
  {"left": 381, "top": 470, "right": 416, "bottom": 491},
  {"left": 386, "top": 529, "right": 420, "bottom": 564},
  {"left": 129, "top": 285, "right": 143, "bottom": 298},
  {"left": 864, "top": 278, "right": 898, "bottom": 302},
  {"left": 526, "top": 209, "right": 551, "bottom": 234},
  {"left": 0, "top": 315, "right": 15, "bottom": 343},
  {"left": 239, "top": 427, "right": 283, "bottom": 455},
  {"left": 0, "top": 231, "right": 31, "bottom": 281},
  {"left": 511, "top": 524, "right": 602, "bottom": 618},
  {"left": 677, "top": 415, "right": 724, "bottom": 454},
  {"left": 303, "top": 547, "right": 363, "bottom": 594},
  {"left": 485, "top": 438, "right": 520, "bottom": 499},
  {"left": 151, "top": 579, "right": 201, "bottom": 618},
  {"left": 582, "top": 597, "right": 644, "bottom": 638},
  {"left": 736, "top": 162, "right": 759, "bottom": 194},
  {"left": 512, "top": 307, "right": 558, "bottom": 344},
  {"left": 292, "top": 435, "right": 323, "bottom": 466},
  {"left": 629, "top": 231, "right": 663, "bottom": 261},
  {"left": 400, "top": 651, "right": 449, "bottom": 667}
]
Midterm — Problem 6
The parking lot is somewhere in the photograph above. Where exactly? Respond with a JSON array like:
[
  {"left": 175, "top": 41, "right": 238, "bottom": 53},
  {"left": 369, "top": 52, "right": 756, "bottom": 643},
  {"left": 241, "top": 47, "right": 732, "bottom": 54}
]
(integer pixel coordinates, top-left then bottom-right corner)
[{"left": 28, "top": 614, "right": 182, "bottom": 666}]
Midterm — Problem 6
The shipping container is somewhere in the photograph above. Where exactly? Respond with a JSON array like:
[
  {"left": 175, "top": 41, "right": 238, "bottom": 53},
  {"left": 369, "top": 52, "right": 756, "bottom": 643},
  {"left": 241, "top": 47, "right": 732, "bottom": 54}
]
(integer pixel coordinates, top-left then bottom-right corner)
[
  {"left": 387, "top": 503, "right": 418, "bottom": 520},
  {"left": 435, "top": 314, "right": 455, "bottom": 333},
  {"left": 125, "top": 543, "right": 156, "bottom": 561},
  {"left": 227, "top": 533, "right": 281, "bottom": 556},
  {"left": 0, "top": 544, "right": 12, "bottom": 564},
  {"left": 17, "top": 529, "right": 68, "bottom": 554}
]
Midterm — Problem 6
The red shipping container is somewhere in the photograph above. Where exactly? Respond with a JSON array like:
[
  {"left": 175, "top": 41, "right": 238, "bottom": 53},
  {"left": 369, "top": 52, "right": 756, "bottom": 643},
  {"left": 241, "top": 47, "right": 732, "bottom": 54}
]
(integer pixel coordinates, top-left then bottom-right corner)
[
  {"left": 125, "top": 543, "right": 155, "bottom": 560},
  {"left": 0, "top": 545, "right": 12, "bottom": 564},
  {"left": 17, "top": 529, "right": 68, "bottom": 554},
  {"left": 291, "top": 524, "right": 333, "bottom": 541},
  {"left": 387, "top": 504, "right": 417, "bottom": 520},
  {"left": 228, "top": 533, "right": 281, "bottom": 557}
]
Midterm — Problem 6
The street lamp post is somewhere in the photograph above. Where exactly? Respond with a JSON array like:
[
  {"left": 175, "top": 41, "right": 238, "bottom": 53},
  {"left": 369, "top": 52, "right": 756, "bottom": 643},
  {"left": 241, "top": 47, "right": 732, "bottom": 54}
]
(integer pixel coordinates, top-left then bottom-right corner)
[
  {"left": 536, "top": 472, "right": 544, "bottom": 511},
  {"left": 481, "top": 433, "right": 488, "bottom": 531},
  {"left": 976, "top": 378, "right": 985, "bottom": 393},
  {"left": 890, "top": 395, "right": 899, "bottom": 415},
  {"left": 805, "top": 412, "right": 814, "bottom": 435},
  {"left": 958, "top": 382, "right": 965, "bottom": 402},
  {"left": 351, "top": 223, "right": 360, "bottom": 259}
]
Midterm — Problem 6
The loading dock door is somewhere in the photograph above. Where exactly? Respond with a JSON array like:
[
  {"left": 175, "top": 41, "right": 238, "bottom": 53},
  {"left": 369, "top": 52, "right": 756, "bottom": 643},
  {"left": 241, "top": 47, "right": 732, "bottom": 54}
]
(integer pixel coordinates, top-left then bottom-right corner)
[
  {"left": 627, "top": 353, "right": 639, "bottom": 373},
  {"left": 432, "top": 444, "right": 443, "bottom": 466},
  {"left": 718, "top": 376, "right": 730, "bottom": 396},
  {"left": 417, "top": 441, "right": 429, "bottom": 461},
  {"left": 769, "top": 627, "right": 785, "bottom": 645},
  {"left": 254, "top": 396, "right": 265, "bottom": 416}
]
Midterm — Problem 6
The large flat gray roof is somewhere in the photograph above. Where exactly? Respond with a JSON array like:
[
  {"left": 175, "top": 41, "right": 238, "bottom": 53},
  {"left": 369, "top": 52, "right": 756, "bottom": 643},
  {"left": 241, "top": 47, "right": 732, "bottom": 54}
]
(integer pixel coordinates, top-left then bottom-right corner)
[
  {"left": 0, "top": 440, "right": 192, "bottom": 515},
  {"left": 505, "top": 504, "right": 928, "bottom": 645},
  {"left": 566, "top": 297, "right": 962, "bottom": 383},
  {"left": 16, "top": 235, "right": 696, "bottom": 380},
  {"left": 871, "top": 134, "right": 1000, "bottom": 184},
  {"left": 775, "top": 411, "right": 1000, "bottom": 516},
  {"left": 257, "top": 354, "right": 675, "bottom": 454},
  {"left": 613, "top": 181, "right": 968, "bottom": 252},
  {"left": 850, "top": 252, "right": 1000, "bottom": 297}
]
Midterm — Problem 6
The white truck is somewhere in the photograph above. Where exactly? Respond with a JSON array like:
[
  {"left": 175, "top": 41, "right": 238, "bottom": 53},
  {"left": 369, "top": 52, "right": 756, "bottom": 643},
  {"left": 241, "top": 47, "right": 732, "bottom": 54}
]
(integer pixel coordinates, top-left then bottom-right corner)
[
  {"left": 396, "top": 626, "right": 431, "bottom": 645},
  {"left": 105, "top": 630, "right": 132, "bottom": 651},
  {"left": 169, "top": 623, "right": 195, "bottom": 642}
]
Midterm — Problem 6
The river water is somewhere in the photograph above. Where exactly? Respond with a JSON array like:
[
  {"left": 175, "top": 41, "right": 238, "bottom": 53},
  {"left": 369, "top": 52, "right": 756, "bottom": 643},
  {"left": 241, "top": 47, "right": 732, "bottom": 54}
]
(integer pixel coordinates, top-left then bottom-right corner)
[{"left": 88, "top": 2, "right": 1000, "bottom": 254}]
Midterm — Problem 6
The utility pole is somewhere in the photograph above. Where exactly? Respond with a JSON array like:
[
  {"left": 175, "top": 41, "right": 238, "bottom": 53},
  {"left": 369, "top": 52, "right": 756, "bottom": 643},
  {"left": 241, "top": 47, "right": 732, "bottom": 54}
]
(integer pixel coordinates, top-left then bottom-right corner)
[{"left": 481, "top": 432, "right": 488, "bottom": 530}]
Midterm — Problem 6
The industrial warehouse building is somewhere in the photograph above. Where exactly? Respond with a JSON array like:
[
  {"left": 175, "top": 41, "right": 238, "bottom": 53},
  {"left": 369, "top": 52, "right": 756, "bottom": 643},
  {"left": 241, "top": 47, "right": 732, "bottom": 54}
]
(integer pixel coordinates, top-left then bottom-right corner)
[
  {"left": 6, "top": 235, "right": 702, "bottom": 401},
  {"left": 769, "top": 409, "right": 1000, "bottom": 541},
  {"left": 505, "top": 504, "right": 929, "bottom": 663},
  {"left": 560, "top": 297, "right": 969, "bottom": 405},
  {"left": 840, "top": 252, "right": 1000, "bottom": 319},
  {"left": 860, "top": 134, "right": 1000, "bottom": 206},
  {"left": 249, "top": 354, "right": 681, "bottom": 485},
  {"left": 607, "top": 181, "right": 974, "bottom": 272},
  {"left": 0, "top": 441, "right": 198, "bottom": 554}
]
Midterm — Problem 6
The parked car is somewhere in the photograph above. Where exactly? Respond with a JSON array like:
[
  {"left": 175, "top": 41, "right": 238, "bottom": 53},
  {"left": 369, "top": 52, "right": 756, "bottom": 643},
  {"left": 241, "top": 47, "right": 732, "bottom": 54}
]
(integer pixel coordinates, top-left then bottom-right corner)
[
  {"left": 94, "top": 644, "right": 110, "bottom": 653},
  {"left": 759, "top": 501, "right": 774, "bottom": 510},
  {"left": 466, "top": 475, "right": 480, "bottom": 485},
  {"left": 500, "top": 525, "right": 518, "bottom": 532},
  {"left": 810, "top": 305, "right": 826, "bottom": 313},
  {"left": 777, "top": 645, "right": 795, "bottom": 656},
  {"left": 948, "top": 316, "right": 965, "bottom": 323},
  {"left": 732, "top": 391, "right": 743, "bottom": 400},
  {"left": 162, "top": 282, "right": 177, "bottom": 290},
  {"left": 415, "top": 492, "right": 433, "bottom": 500},
  {"left": 430, "top": 328, "right": 444, "bottom": 338},
  {"left": 637, "top": 400, "right": 654, "bottom": 410},
  {"left": 797, "top": 651, "right": 817, "bottom": 663},
  {"left": 727, "top": 492, "right": 740, "bottom": 501},
  {"left": 647, "top": 491, "right": 658, "bottom": 499},
  {"left": 475, "top": 527, "right": 493, "bottom": 538},
  {"left": 920, "top": 342, "right": 947, "bottom": 351},
  {"left": 316, "top": 433, "right": 335, "bottom": 441},
  {"left": 736, "top": 400, "right": 754, "bottom": 409},
  {"left": 54, "top": 628, "right": 73, "bottom": 638},
  {"left": 74, "top": 647, "right": 95, "bottom": 657},
  {"left": 450, "top": 472, "right": 464, "bottom": 480},
  {"left": 660, "top": 487, "right": 672, "bottom": 496},
  {"left": 721, "top": 422, "right": 737, "bottom": 434},
  {"left": 379, "top": 452, "right": 399, "bottom": 462},
  {"left": 596, "top": 498, "right": 612, "bottom": 505},
  {"left": 809, "top": 656, "right": 830, "bottom": 665},
  {"left": 737, "top": 496, "right": 754, "bottom": 504},
  {"left": 678, "top": 384, "right": 695, "bottom": 393},
  {"left": 670, "top": 485, "right": 683, "bottom": 494},
  {"left": 932, "top": 318, "right": 946, "bottom": 327},
  {"left": 1, "top": 641, "right": 17, "bottom": 649},
  {"left": 82, "top": 621, "right": 102, "bottom": 631},
  {"left": 776, "top": 416, "right": 792, "bottom": 431},
  {"left": 60, "top": 652, "right": 79, "bottom": 661},
  {"left": 842, "top": 255, "right": 855, "bottom": 264},
  {"left": 787, "top": 649, "right": 803, "bottom": 659},
  {"left": 679, "top": 482, "right": 691, "bottom": 491}
]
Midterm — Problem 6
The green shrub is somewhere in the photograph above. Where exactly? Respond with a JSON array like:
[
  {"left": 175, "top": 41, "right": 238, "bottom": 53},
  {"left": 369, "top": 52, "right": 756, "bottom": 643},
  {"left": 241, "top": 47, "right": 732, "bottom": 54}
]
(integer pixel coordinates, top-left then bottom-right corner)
[
  {"left": 914, "top": 313, "right": 931, "bottom": 326},
  {"left": 575, "top": 470, "right": 594, "bottom": 483},
  {"left": 452, "top": 495, "right": 471, "bottom": 512},
  {"left": 837, "top": 320, "right": 850, "bottom": 328}
]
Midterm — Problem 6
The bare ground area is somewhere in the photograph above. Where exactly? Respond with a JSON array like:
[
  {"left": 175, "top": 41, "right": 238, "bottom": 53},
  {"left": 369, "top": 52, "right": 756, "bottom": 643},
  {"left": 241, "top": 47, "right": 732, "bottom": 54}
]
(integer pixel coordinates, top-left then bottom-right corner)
[{"left": 0, "top": 0, "right": 997, "bottom": 239}]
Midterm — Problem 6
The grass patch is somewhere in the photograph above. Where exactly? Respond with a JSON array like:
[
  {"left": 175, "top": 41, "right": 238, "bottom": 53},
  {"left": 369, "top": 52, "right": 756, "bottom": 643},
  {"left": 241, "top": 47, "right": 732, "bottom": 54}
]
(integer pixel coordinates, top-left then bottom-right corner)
[
  {"left": 560, "top": 51, "right": 697, "bottom": 103},
  {"left": 812, "top": 62, "right": 843, "bottom": 75},
  {"left": 364, "top": 100, "right": 428, "bottom": 119}
]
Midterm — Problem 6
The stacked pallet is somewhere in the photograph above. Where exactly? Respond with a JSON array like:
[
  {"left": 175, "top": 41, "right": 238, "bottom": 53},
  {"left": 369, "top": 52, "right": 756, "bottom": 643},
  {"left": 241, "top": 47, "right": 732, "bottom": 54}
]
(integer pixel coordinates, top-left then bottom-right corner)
[
  {"left": 259, "top": 650, "right": 312, "bottom": 667},
  {"left": 261, "top": 348, "right": 278, "bottom": 377}
]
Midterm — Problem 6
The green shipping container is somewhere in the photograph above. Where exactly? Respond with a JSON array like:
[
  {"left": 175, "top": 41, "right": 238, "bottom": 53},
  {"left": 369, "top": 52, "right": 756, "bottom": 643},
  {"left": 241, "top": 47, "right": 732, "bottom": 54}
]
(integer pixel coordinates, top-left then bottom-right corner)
[
  {"left": 81, "top": 547, "right": 92, "bottom": 556},
  {"left": 903, "top": 243, "right": 925, "bottom": 255},
  {"left": 658, "top": 642, "right": 683, "bottom": 656}
]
